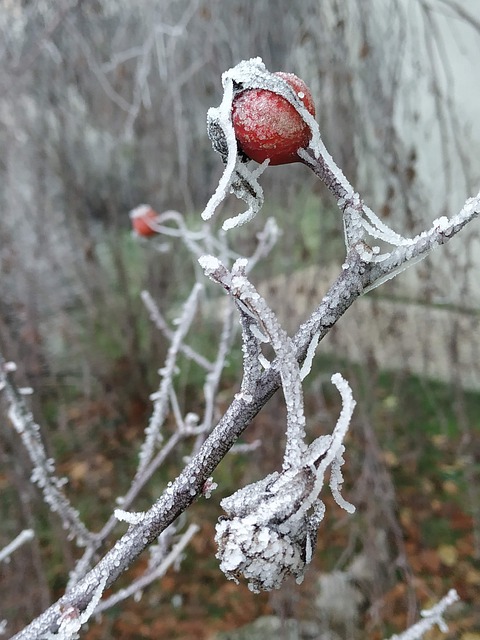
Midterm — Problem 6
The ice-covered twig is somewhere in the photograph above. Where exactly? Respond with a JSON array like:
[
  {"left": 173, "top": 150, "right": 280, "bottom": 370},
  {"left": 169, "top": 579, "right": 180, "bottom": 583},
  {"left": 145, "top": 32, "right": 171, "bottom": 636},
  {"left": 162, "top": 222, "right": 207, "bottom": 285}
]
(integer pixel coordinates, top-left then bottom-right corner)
[
  {"left": 359, "top": 191, "right": 480, "bottom": 292},
  {"left": 0, "top": 357, "right": 92, "bottom": 548},
  {"left": 198, "top": 255, "right": 308, "bottom": 468},
  {"left": 198, "top": 301, "right": 235, "bottom": 439},
  {"left": 136, "top": 283, "right": 203, "bottom": 476},
  {"left": 141, "top": 290, "right": 214, "bottom": 372},
  {"left": 247, "top": 217, "right": 282, "bottom": 271},
  {"left": 384, "top": 589, "right": 459, "bottom": 640},
  {"left": 214, "top": 373, "right": 355, "bottom": 592},
  {"left": 0, "top": 529, "right": 34, "bottom": 563},
  {"left": 93, "top": 523, "right": 199, "bottom": 615},
  {"left": 299, "top": 147, "right": 411, "bottom": 249}
]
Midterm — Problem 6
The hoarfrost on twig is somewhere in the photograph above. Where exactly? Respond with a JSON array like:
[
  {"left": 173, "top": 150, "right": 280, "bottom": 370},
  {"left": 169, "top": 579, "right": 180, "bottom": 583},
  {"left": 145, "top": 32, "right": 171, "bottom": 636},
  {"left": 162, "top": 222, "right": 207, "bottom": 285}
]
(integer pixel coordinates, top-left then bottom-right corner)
[
  {"left": 199, "top": 253, "right": 357, "bottom": 592},
  {"left": 0, "top": 529, "right": 34, "bottom": 564},
  {"left": 384, "top": 589, "right": 459, "bottom": 640},
  {"left": 136, "top": 283, "right": 203, "bottom": 476},
  {"left": 0, "top": 357, "right": 92, "bottom": 548}
]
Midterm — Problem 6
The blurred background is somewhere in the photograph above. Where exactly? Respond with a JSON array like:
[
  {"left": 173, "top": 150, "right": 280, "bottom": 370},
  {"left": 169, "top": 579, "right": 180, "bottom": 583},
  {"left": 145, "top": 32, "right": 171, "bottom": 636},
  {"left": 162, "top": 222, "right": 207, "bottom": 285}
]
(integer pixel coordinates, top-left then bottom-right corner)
[{"left": 1, "top": 1, "right": 480, "bottom": 638}]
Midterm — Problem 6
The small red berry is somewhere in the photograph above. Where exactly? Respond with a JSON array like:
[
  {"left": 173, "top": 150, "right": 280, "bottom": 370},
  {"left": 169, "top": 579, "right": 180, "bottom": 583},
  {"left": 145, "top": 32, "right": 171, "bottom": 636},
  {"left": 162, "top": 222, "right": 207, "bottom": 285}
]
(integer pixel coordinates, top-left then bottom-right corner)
[
  {"left": 232, "top": 72, "right": 316, "bottom": 166},
  {"left": 129, "top": 205, "right": 159, "bottom": 237}
]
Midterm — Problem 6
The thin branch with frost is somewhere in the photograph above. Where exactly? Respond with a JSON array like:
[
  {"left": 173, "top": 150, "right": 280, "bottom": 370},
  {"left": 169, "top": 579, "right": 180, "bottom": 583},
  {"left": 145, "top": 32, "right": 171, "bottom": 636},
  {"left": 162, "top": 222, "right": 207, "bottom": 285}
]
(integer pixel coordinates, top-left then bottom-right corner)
[
  {"left": 198, "top": 255, "right": 309, "bottom": 468},
  {"left": 384, "top": 589, "right": 459, "bottom": 640},
  {"left": 141, "top": 289, "right": 214, "bottom": 372},
  {"left": 199, "top": 252, "right": 355, "bottom": 591},
  {"left": 93, "top": 523, "right": 199, "bottom": 614},
  {"left": 198, "top": 301, "right": 235, "bottom": 439},
  {"left": 136, "top": 282, "right": 203, "bottom": 476},
  {"left": 356, "top": 192, "right": 480, "bottom": 292},
  {"left": 0, "top": 357, "right": 92, "bottom": 548},
  {"left": 0, "top": 529, "right": 34, "bottom": 564}
]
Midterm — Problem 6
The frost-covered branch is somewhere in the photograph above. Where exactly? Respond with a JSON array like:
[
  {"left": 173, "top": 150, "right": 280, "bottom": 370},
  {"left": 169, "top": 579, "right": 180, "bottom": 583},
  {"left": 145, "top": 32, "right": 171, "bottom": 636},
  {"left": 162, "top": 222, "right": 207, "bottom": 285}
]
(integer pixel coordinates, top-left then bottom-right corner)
[
  {"left": 198, "top": 255, "right": 309, "bottom": 468},
  {"left": 384, "top": 589, "right": 459, "bottom": 640},
  {"left": 0, "top": 529, "right": 34, "bottom": 564},
  {"left": 93, "top": 523, "right": 199, "bottom": 614},
  {"left": 141, "top": 290, "right": 214, "bottom": 372},
  {"left": 0, "top": 358, "right": 92, "bottom": 548},
  {"left": 136, "top": 282, "right": 203, "bottom": 476},
  {"left": 198, "top": 255, "right": 355, "bottom": 591}
]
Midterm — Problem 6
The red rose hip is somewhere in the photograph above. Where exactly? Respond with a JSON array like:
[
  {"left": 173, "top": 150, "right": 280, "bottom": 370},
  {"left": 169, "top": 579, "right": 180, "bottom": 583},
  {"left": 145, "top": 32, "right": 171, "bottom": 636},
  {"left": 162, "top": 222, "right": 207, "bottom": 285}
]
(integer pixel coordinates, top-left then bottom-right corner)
[
  {"left": 232, "top": 72, "right": 316, "bottom": 165},
  {"left": 129, "top": 204, "right": 159, "bottom": 237}
]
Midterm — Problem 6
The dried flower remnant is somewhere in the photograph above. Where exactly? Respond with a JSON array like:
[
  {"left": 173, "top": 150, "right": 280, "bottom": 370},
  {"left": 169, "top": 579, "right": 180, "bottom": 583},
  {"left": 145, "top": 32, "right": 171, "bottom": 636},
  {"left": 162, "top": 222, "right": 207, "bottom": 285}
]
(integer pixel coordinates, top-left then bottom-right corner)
[{"left": 215, "top": 373, "right": 355, "bottom": 592}]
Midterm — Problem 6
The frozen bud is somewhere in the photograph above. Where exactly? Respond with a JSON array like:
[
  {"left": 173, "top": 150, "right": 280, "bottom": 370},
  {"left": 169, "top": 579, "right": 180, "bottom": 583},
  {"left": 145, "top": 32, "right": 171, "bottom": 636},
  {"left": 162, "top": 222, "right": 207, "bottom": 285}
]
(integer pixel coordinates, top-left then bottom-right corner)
[{"left": 215, "top": 468, "right": 319, "bottom": 592}]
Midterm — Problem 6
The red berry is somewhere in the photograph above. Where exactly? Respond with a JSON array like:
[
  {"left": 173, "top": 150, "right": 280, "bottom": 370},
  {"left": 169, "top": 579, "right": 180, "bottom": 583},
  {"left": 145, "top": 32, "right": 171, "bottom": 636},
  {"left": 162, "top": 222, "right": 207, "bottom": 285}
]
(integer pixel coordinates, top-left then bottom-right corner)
[
  {"left": 129, "top": 205, "right": 159, "bottom": 237},
  {"left": 232, "top": 72, "right": 316, "bottom": 165}
]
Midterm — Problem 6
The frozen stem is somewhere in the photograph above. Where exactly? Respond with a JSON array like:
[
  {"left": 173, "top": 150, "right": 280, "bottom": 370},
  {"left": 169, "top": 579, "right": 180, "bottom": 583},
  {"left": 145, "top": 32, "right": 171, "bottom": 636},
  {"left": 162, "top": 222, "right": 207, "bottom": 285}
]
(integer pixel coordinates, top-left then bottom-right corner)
[{"left": 0, "top": 356, "right": 92, "bottom": 548}]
